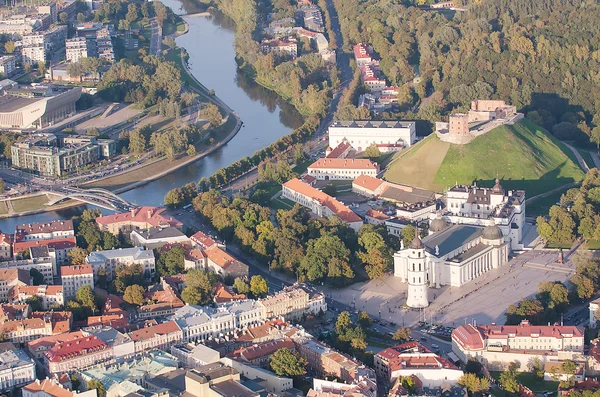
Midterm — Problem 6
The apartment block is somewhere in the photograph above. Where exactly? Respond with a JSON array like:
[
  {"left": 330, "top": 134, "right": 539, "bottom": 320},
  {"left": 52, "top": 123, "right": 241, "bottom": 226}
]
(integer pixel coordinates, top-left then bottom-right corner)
[
  {"left": 60, "top": 264, "right": 94, "bottom": 299},
  {"left": 85, "top": 247, "right": 156, "bottom": 281},
  {"left": 0, "top": 56, "right": 15, "bottom": 77}
]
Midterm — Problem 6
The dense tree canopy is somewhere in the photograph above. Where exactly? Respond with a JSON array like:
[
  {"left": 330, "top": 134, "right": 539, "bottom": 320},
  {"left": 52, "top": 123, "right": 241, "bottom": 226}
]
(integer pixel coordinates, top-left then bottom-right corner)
[{"left": 333, "top": 0, "right": 600, "bottom": 142}]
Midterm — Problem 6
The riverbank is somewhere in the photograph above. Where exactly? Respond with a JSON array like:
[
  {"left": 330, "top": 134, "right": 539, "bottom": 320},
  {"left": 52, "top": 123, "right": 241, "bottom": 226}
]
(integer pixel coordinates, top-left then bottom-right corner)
[
  {"left": 0, "top": 192, "right": 82, "bottom": 219},
  {"left": 84, "top": 114, "right": 241, "bottom": 193},
  {"left": 0, "top": 16, "right": 243, "bottom": 218}
]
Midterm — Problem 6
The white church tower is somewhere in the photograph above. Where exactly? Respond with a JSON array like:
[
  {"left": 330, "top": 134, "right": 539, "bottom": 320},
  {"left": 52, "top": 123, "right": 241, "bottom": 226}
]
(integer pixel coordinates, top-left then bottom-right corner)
[{"left": 405, "top": 234, "right": 429, "bottom": 308}]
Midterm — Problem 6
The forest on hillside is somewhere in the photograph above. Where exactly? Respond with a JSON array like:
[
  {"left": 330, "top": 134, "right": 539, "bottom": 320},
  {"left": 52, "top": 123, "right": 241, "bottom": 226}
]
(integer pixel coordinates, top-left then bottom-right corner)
[{"left": 334, "top": 0, "right": 600, "bottom": 144}]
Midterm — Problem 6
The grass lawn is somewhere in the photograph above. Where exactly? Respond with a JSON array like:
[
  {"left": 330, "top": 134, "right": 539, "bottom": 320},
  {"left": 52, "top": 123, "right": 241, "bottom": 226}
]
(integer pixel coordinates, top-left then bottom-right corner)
[
  {"left": 546, "top": 242, "right": 573, "bottom": 249},
  {"left": 253, "top": 180, "right": 282, "bottom": 198},
  {"left": 386, "top": 120, "right": 584, "bottom": 196},
  {"left": 383, "top": 134, "right": 450, "bottom": 192},
  {"left": 584, "top": 240, "right": 600, "bottom": 250},
  {"left": 270, "top": 197, "right": 296, "bottom": 210},
  {"left": 167, "top": 48, "right": 206, "bottom": 94},
  {"left": 376, "top": 151, "right": 396, "bottom": 168},
  {"left": 11, "top": 195, "right": 49, "bottom": 212},
  {"left": 526, "top": 186, "right": 574, "bottom": 216},
  {"left": 292, "top": 158, "right": 313, "bottom": 174},
  {"left": 0, "top": 201, "right": 8, "bottom": 215},
  {"left": 490, "top": 372, "right": 558, "bottom": 393}
]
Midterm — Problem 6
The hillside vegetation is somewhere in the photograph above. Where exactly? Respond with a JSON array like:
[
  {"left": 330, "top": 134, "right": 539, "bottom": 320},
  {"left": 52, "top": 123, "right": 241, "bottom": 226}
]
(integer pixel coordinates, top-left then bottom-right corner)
[
  {"left": 333, "top": 0, "right": 600, "bottom": 145},
  {"left": 384, "top": 119, "right": 585, "bottom": 196}
]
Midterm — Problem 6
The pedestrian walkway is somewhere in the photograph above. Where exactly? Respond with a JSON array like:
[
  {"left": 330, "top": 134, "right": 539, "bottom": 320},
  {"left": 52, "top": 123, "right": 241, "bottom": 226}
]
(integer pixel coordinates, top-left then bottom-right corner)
[{"left": 562, "top": 141, "right": 589, "bottom": 171}]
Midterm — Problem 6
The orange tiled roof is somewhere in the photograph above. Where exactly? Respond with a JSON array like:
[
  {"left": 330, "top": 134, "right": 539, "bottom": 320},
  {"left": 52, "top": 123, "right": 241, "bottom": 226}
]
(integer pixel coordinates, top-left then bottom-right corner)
[
  {"left": 61, "top": 265, "right": 93, "bottom": 277},
  {"left": 13, "top": 236, "right": 76, "bottom": 253},
  {"left": 283, "top": 178, "right": 362, "bottom": 223},
  {"left": 204, "top": 246, "right": 238, "bottom": 269},
  {"left": 308, "top": 158, "right": 378, "bottom": 170},
  {"left": 27, "top": 331, "right": 85, "bottom": 351},
  {"left": 366, "top": 209, "right": 390, "bottom": 221},
  {"left": 352, "top": 175, "right": 385, "bottom": 193},
  {"left": 96, "top": 206, "right": 182, "bottom": 228},
  {"left": 127, "top": 320, "right": 181, "bottom": 341},
  {"left": 24, "top": 379, "right": 74, "bottom": 397},
  {"left": 214, "top": 283, "right": 246, "bottom": 303}
]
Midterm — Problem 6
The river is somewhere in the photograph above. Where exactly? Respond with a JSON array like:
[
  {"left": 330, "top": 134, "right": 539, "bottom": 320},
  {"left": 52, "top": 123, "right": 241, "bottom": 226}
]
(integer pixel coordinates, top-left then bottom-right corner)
[{"left": 0, "top": 5, "right": 303, "bottom": 231}]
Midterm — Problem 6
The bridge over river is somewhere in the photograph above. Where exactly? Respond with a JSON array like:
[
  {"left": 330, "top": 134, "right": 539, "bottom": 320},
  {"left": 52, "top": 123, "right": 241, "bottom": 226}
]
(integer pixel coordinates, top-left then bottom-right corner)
[{"left": 45, "top": 187, "right": 135, "bottom": 212}]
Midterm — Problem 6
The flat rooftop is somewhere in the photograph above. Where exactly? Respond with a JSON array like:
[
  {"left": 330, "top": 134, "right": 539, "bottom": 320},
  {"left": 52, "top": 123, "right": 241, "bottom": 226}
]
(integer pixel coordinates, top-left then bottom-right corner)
[
  {"left": 210, "top": 380, "right": 258, "bottom": 397},
  {"left": 0, "top": 95, "right": 39, "bottom": 112}
]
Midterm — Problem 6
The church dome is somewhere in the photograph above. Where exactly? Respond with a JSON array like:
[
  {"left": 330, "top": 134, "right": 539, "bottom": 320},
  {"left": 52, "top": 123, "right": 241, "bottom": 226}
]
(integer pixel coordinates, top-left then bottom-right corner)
[
  {"left": 492, "top": 178, "right": 503, "bottom": 194},
  {"left": 430, "top": 215, "right": 448, "bottom": 233},
  {"left": 409, "top": 234, "right": 424, "bottom": 249},
  {"left": 482, "top": 222, "right": 503, "bottom": 240}
]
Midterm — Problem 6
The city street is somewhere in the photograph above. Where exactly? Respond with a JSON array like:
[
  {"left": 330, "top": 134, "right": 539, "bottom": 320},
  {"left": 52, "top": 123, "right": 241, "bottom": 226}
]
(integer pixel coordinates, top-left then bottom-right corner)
[{"left": 149, "top": 18, "right": 162, "bottom": 56}]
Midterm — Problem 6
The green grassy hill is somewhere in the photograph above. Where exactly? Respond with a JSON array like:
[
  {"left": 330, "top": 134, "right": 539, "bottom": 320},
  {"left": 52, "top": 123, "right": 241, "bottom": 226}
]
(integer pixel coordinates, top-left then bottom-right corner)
[{"left": 383, "top": 119, "right": 585, "bottom": 196}]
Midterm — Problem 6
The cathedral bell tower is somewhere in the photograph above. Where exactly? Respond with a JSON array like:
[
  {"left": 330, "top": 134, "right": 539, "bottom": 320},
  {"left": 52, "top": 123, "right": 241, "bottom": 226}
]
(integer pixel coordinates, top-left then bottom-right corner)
[{"left": 406, "top": 234, "right": 429, "bottom": 308}]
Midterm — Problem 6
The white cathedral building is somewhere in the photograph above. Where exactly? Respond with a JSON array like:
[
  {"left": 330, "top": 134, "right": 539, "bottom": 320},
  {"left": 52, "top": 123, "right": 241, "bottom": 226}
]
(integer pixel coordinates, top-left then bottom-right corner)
[{"left": 394, "top": 220, "right": 510, "bottom": 309}]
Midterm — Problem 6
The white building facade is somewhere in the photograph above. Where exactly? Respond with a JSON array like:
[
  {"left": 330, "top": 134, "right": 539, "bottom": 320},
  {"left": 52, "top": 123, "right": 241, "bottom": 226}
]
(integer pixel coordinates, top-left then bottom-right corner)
[
  {"left": 61, "top": 265, "right": 94, "bottom": 298},
  {"left": 452, "top": 321, "right": 584, "bottom": 371},
  {"left": 394, "top": 224, "right": 509, "bottom": 308},
  {"left": 85, "top": 247, "right": 156, "bottom": 281},
  {"left": 307, "top": 158, "right": 379, "bottom": 180},
  {"left": 0, "top": 349, "right": 36, "bottom": 391},
  {"left": 172, "top": 300, "right": 266, "bottom": 342},
  {"left": 328, "top": 121, "right": 417, "bottom": 151},
  {"left": 444, "top": 179, "right": 526, "bottom": 251}
]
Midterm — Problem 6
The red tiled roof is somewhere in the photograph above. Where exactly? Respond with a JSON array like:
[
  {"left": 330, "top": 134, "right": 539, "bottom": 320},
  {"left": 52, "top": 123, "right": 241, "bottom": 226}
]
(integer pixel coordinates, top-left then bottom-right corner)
[
  {"left": 61, "top": 265, "right": 93, "bottom": 277},
  {"left": 13, "top": 236, "right": 76, "bottom": 253},
  {"left": 308, "top": 158, "right": 378, "bottom": 170},
  {"left": 296, "top": 28, "right": 317, "bottom": 38},
  {"left": 237, "top": 338, "right": 295, "bottom": 361},
  {"left": 13, "top": 285, "right": 62, "bottom": 297},
  {"left": 15, "top": 220, "right": 73, "bottom": 240},
  {"left": 301, "top": 174, "right": 317, "bottom": 185},
  {"left": 185, "top": 249, "right": 206, "bottom": 261},
  {"left": 283, "top": 178, "right": 362, "bottom": 223},
  {"left": 190, "top": 231, "right": 218, "bottom": 249},
  {"left": 45, "top": 336, "right": 109, "bottom": 362},
  {"left": 127, "top": 320, "right": 181, "bottom": 341},
  {"left": 326, "top": 141, "right": 351, "bottom": 159},
  {"left": 0, "top": 303, "right": 28, "bottom": 320},
  {"left": 96, "top": 206, "right": 182, "bottom": 228},
  {"left": 353, "top": 43, "right": 371, "bottom": 60},
  {"left": 0, "top": 233, "right": 13, "bottom": 245},
  {"left": 0, "top": 268, "right": 30, "bottom": 285},
  {"left": 452, "top": 324, "right": 485, "bottom": 350},
  {"left": 87, "top": 313, "right": 128, "bottom": 330}
]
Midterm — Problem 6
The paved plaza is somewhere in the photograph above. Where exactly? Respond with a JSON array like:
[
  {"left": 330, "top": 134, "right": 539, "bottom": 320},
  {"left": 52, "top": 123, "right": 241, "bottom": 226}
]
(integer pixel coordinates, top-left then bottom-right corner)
[{"left": 326, "top": 249, "right": 574, "bottom": 328}]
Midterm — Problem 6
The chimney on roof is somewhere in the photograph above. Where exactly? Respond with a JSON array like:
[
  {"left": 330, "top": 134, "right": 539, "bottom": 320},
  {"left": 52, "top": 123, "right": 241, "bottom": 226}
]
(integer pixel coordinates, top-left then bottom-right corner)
[{"left": 131, "top": 208, "right": 136, "bottom": 217}]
